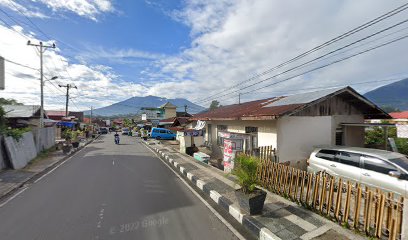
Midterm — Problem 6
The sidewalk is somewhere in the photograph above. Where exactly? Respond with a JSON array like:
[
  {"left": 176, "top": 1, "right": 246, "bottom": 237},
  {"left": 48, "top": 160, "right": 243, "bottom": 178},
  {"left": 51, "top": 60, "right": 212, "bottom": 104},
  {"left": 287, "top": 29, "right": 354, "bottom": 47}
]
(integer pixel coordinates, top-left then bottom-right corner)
[
  {"left": 0, "top": 137, "right": 95, "bottom": 200},
  {"left": 143, "top": 139, "right": 366, "bottom": 240}
]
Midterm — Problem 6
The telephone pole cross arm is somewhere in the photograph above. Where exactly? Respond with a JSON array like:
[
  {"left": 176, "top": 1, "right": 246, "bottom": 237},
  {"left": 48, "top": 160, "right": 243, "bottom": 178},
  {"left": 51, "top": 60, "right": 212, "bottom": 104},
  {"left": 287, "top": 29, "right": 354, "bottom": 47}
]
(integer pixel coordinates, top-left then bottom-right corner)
[
  {"left": 58, "top": 84, "right": 77, "bottom": 117},
  {"left": 27, "top": 41, "right": 56, "bottom": 128}
]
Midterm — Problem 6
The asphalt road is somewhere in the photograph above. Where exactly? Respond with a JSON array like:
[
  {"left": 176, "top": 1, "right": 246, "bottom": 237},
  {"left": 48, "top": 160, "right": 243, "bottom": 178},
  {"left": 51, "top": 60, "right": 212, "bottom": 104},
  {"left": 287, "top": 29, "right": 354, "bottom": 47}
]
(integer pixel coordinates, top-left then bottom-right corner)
[{"left": 0, "top": 134, "right": 240, "bottom": 240}]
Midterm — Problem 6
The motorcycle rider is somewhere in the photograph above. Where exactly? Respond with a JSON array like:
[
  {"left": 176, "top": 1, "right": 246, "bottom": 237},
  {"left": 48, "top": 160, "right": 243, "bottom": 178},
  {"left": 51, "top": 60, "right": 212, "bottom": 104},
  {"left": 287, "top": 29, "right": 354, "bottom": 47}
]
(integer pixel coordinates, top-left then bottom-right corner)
[{"left": 114, "top": 131, "right": 120, "bottom": 144}]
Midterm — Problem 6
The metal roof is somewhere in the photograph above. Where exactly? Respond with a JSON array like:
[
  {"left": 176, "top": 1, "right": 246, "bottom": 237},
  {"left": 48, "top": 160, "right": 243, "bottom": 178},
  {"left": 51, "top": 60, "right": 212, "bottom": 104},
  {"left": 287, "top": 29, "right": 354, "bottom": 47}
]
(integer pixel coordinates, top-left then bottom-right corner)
[
  {"left": 264, "top": 87, "right": 344, "bottom": 107},
  {"left": 2, "top": 105, "right": 41, "bottom": 118},
  {"left": 192, "top": 86, "right": 389, "bottom": 121}
]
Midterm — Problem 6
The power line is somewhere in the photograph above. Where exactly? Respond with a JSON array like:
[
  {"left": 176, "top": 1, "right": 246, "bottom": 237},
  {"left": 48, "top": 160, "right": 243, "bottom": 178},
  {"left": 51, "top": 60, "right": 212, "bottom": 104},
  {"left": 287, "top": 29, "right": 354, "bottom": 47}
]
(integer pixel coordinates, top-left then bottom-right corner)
[
  {"left": 202, "top": 32, "right": 408, "bottom": 104},
  {"left": 3, "top": 57, "right": 38, "bottom": 71},
  {"left": 194, "top": 2, "right": 408, "bottom": 103}
]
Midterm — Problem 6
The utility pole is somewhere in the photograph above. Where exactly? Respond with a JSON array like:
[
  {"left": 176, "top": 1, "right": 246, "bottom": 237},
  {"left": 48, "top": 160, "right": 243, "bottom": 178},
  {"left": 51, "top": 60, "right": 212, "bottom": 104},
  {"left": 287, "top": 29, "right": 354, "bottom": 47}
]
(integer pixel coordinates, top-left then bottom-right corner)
[
  {"left": 184, "top": 105, "right": 188, "bottom": 115},
  {"left": 90, "top": 106, "right": 93, "bottom": 124},
  {"left": 58, "top": 84, "right": 77, "bottom": 117},
  {"left": 238, "top": 93, "right": 241, "bottom": 104},
  {"left": 27, "top": 41, "right": 56, "bottom": 128}
]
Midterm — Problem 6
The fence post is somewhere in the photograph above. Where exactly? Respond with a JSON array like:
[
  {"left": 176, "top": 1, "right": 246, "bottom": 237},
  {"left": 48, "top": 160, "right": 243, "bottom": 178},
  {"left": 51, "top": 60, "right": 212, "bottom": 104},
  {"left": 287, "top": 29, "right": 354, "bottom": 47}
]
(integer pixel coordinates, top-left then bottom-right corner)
[{"left": 401, "top": 198, "right": 408, "bottom": 240}]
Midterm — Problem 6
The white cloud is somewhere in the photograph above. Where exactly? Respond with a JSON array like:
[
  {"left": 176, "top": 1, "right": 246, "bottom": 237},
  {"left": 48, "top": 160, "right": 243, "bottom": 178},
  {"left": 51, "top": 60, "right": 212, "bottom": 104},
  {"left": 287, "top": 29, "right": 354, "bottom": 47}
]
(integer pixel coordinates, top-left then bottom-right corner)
[
  {"left": 0, "top": 0, "right": 114, "bottom": 21},
  {"left": 146, "top": 0, "right": 408, "bottom": 107},
  {"left": 0, "top": 23, "right": 147, "bottom": 111},
  {"left": 78, "top": 46, "right": 165, "bottom": 64}
]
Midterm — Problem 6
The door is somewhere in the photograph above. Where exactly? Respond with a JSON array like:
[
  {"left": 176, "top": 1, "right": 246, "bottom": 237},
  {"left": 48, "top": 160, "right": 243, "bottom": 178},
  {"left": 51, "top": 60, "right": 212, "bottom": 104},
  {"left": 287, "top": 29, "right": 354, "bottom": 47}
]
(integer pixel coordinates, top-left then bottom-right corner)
[
  {"left": 361, "top": 155, "right": 406, "bottom": 196},
  {"left": 334, "top": 151, "right": 362, "bottom": 183}
]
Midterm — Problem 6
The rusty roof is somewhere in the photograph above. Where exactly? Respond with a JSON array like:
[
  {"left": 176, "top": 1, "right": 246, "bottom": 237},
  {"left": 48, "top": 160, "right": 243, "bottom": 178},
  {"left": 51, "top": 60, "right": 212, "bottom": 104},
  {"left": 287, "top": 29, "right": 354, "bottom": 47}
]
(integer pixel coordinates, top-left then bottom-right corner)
[{"left": 192, "top": 87, "right": 390, "bottom": 121}]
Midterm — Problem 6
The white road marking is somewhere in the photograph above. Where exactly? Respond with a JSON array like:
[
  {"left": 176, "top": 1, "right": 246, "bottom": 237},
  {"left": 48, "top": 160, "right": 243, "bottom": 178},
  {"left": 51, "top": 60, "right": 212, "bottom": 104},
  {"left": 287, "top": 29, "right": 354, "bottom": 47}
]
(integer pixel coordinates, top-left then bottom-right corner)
[
  {"left": 144, "top": 145, "right": 245, "bottom": 240},
  {"left": 0, "top": 187, "right": 28, "bottom": 208},
  {"left": 113, "top": 160, "right": 115, "bottom": 165}
]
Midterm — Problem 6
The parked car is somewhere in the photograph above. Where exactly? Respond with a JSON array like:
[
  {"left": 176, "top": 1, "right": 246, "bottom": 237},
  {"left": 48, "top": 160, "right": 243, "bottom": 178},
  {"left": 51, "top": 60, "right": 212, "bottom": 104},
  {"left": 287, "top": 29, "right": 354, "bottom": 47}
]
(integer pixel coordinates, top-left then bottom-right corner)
[
  {"left": 150, "top": 127, "right": 176, "bottom": 140},
  {"left": 307, "top": 146, "right": 408, "bottom": 197},
  {"left": 121, "top": 128, "right": 129, "bottom": 135},
  {"left": 98, "top": 127, "right": 108, "bottom": 134}
]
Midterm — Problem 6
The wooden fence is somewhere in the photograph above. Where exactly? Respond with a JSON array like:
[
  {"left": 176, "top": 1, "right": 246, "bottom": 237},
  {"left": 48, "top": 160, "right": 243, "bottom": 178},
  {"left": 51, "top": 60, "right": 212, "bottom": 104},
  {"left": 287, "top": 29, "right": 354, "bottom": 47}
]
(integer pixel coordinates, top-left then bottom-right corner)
[{"left": 256, "top": 158, "right": 405, "bottom": 240}]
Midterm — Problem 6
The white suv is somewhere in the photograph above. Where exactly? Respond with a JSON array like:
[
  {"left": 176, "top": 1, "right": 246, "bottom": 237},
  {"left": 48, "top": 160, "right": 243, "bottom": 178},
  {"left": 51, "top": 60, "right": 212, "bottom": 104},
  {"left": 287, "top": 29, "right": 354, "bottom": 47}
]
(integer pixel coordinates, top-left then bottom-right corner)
[{"left": 307, "top": 146, "right": 408, "bottom": 197}]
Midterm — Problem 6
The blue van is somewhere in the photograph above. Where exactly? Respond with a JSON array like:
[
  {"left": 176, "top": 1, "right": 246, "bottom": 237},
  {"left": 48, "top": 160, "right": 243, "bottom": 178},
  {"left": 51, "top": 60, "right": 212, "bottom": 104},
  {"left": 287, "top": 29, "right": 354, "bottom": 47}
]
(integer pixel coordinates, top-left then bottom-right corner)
[{"left": 150, "top": 127, "right": 176, "bottom": 140}]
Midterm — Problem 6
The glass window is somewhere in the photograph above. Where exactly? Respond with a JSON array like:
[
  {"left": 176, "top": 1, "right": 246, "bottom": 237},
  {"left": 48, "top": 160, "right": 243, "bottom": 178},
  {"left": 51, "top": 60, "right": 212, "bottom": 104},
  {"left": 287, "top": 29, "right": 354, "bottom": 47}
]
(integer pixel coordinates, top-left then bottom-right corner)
[
  {"left": 336, "top": 151, "right": 360, "bottom": 167},
  {"left": 217, "top": 125, "right": 228, "bottom": 145},
  {"left": 362, "top": 156, "right": 398, "bottom": 174},
  {"left": 389, "top": 157, "right": 408, "bottom": 172},
  {"left": 153, "top": 129, "right": 159, "bottom": 133},
  {"left": 159, "top": 130, "right": 166, "bottom": 133},
  {"left": 245, "top": 126, "right": 258, "bottom": 133},
  {"left": 316, "top": 149, "right": 338, "bottom": 161}
]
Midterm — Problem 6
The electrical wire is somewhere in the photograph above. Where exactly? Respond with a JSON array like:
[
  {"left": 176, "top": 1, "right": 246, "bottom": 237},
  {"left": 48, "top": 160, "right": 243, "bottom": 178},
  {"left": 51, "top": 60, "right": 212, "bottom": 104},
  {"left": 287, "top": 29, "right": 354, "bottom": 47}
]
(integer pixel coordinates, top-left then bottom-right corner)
[{"left": 194, "top": 2, "right": 408, "bottom": 103}]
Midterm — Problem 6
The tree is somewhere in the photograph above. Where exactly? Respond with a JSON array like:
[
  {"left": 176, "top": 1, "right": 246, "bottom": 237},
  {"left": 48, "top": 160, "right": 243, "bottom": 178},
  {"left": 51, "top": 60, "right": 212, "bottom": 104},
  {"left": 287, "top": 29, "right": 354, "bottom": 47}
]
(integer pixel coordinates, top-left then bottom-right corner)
[
  {"left": 0, "top": 105, "right": 6, "bottom": 133},
  {"left": 209, "top": 100, "right": 220, "bottom": 111},
  {"left": 0, "top": 98, "right": 23, "bottom": 106},
  {"left": 381, "top": 105, "right": 400, "bottom": 113}
]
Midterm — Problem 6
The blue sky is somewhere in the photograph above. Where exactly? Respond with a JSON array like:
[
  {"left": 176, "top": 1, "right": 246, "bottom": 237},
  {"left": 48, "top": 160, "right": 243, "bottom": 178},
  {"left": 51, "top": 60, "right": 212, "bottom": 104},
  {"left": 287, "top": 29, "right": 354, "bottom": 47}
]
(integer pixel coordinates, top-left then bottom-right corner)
[{"left": 1, "top": 0, "right": 408, "bottom": 111}]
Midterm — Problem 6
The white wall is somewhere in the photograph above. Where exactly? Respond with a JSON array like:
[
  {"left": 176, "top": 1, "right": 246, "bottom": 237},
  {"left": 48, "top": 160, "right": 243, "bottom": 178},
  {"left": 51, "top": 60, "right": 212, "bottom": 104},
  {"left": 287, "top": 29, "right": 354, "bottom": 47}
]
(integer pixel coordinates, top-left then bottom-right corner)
[
  {"left": 205, "top": 120, "right": 278, "bottom": 148},
  {"left": 277, "top": 116, "right": 332, "bottom": 169}
]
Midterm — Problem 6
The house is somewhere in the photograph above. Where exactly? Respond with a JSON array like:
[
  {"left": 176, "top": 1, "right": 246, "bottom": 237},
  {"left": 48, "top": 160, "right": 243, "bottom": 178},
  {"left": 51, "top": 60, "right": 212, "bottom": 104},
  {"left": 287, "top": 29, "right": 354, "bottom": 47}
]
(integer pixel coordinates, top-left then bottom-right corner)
[
  {"left": 46, "top": 110, "right": 84, "bottom": 122},
  {"left": 141, "top": 102, "right": 177, "bottom": 121},
  {"left": 389, "top": 111, "right": 408, "bottom": 123},
  {"left": 2, "top": 105, "right": 48, "bottom": 128},
  {"left": 191, "top": 87, "right": 390, "bottom": 169},
  {"left": 159, "top": 117, "right": 191, "bottom": 130}
]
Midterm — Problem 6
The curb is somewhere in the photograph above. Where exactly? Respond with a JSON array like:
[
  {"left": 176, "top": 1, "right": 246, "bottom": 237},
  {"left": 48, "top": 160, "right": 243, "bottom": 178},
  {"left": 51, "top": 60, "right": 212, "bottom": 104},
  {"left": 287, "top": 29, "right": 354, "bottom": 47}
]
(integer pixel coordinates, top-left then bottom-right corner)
[
  {"left": 0, "top": 135, "right": 99, "bottom": 202},
  {"left": 144, "top": 142, "right": 280, "bottom": 240}
]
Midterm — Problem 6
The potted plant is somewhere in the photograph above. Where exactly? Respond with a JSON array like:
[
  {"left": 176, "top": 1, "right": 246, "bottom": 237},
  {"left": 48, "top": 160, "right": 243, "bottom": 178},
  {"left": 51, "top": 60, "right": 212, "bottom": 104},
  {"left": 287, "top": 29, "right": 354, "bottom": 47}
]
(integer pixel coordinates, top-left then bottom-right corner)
[
  {"left": 233, "top": 154, "right": 267, "bottom": 215},
  {"left": 62, "top": 129, "right": 72, "bottom": 154},
  {"left": 71, "top": 130, "right": 80, "bottom": 148}
]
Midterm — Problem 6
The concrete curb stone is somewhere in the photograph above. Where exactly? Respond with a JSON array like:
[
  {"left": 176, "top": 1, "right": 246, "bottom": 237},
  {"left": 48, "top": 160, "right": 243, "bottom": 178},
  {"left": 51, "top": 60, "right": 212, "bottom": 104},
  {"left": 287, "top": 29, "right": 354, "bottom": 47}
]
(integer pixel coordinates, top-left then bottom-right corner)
[{"left": 145, "top": 141, "right": 278, "bottom": 240}]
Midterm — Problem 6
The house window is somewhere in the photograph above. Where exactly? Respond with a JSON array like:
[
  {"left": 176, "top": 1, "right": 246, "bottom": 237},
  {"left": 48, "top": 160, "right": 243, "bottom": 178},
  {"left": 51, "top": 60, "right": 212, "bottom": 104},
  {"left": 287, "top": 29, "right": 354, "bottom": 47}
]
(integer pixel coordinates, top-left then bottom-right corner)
[
  {"left": 217, "top": 125, "right": 228, "bottom": 145},
  {"left": 336, "top": 131, "right": 343, "bottom": 145},
  {"left": 245, "top": 126, "right": 258, "bottom": 150}
]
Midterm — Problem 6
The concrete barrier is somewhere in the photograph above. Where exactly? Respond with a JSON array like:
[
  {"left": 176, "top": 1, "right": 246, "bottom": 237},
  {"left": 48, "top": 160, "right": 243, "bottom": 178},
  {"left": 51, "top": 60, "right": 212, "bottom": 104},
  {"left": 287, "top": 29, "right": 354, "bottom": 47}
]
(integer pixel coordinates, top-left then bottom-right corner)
[
  {"left": 4, "top": 132, "right": 37, "bottom": 169},
  {"left": 0, "top": 135, "right": 7, "bottom": 170},
  {"left": 33, "top": 127, "right": 56, "bottom": 153}
]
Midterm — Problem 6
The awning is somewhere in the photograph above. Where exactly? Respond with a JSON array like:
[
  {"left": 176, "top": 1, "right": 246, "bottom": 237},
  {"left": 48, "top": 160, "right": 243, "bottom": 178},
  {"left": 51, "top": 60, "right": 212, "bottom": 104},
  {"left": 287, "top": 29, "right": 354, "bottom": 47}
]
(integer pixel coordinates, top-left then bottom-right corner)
[{"left": 57, "top": 121, "right": 76, "bottom": 128}]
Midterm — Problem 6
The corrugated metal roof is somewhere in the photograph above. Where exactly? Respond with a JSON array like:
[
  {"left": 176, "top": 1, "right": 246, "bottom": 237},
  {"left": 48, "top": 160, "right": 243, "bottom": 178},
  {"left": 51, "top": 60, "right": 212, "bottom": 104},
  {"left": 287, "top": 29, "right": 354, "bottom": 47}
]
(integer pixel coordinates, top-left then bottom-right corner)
[
  {"left": 389, "top": 111, "right": 408, "bottom": 119},
  {"left": 192, "top": 86, "right": 389, "bottom": 120},
  {"left": 3, "top": 105, "right": 41, "bottom": 118},
  {"left": 264, "top": 87, "right": 343, "bottom": 107}
]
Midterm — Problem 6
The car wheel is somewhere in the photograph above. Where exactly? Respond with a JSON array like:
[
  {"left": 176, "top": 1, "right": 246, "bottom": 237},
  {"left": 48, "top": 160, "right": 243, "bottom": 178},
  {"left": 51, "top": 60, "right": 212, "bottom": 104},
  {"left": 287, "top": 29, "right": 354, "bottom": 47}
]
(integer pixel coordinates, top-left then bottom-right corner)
[{"left": 156, "top": 136, "right": 161, "bottom": 140}]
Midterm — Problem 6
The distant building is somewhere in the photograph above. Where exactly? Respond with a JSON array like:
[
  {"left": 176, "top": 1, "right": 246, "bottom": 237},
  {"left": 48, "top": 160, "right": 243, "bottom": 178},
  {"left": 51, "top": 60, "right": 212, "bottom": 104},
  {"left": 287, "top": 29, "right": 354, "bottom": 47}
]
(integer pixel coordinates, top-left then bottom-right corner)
[
  {"left": 389, "top": 111, "right": 408, "bottom": 123},
  {"left": 46, "top": 110, "right": 84, "bottom": 122},
  {"left": 141, "top": 102, "right": 178, "bottom": 121}
]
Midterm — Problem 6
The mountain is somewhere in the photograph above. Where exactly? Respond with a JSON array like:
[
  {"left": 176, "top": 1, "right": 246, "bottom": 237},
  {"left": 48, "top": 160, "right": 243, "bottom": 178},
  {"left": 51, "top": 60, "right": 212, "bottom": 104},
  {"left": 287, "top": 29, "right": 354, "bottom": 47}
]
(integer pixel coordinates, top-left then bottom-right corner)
[
  {"left": 84, "top": 96, "right": 206, "bottom": 117},
  {"left": 364, "top": 78, "right": 408, "bottom": 111}
]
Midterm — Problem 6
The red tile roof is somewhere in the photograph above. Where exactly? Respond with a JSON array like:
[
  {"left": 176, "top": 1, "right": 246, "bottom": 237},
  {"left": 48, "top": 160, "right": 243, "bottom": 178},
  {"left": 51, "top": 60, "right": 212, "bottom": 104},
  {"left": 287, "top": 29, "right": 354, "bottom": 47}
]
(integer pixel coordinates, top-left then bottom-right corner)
[{"left": 389, "top": 111, "right": 408, "bottom": 119}]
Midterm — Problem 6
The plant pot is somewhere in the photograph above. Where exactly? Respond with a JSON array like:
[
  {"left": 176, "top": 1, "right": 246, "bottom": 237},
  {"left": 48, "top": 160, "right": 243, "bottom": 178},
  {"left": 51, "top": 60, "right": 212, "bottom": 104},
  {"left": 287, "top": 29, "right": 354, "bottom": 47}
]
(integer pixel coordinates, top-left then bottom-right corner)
[
  {"left": 72, "top": 142, "right": 80, "bottom": 148},
  {"left": 235, "top": 188, "right": 267, "bottom": 215},
  {"left": 62, "top": 144, "right": 72, "bottom": 154}
]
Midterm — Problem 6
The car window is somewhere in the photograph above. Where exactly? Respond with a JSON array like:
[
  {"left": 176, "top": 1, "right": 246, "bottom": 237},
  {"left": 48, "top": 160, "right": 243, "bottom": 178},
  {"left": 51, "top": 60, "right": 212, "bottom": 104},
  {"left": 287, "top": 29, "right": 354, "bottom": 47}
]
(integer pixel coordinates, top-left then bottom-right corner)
[
  {"left": 336, "top": 151, "right": 360, "bottom": 167},
  {"left": 159, "top": 130, "right": 166, "bottom": 133},
  {"left": 315, "top": 149, "right": 338, "bottom": 162},
  {"left": 153, "top": 129, "right": 159, "bottom": 133},
  {"left": 389, "top": 157, "right": 408, "bottom": 172},
  {"left": 362, "top": 156, "right": 398, "bottom": 174}
]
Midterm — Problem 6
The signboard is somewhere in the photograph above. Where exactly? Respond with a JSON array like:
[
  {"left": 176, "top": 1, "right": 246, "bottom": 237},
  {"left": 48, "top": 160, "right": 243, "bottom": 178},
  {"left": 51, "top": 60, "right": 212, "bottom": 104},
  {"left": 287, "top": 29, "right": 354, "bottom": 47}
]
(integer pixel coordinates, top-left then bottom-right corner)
[
  {"left": 223, "top": 139, "right": 233, "bottom": 161},
  {"left": 141, "top": 114, "right": 147, "bottom": 121},
  {"left": 0, "top": 56, "right": 4, "bottom": 90}
]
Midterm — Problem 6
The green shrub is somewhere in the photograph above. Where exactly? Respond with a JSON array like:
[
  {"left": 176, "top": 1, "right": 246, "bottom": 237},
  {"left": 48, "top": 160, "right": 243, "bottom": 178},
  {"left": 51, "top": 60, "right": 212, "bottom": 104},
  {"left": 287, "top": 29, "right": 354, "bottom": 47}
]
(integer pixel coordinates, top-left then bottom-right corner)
[
  {"left": 5, "top": 127, "right": 31, "bottom": 141},
  {"left": 232, "top": 154, "right": 260, "bottom": 194}
]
